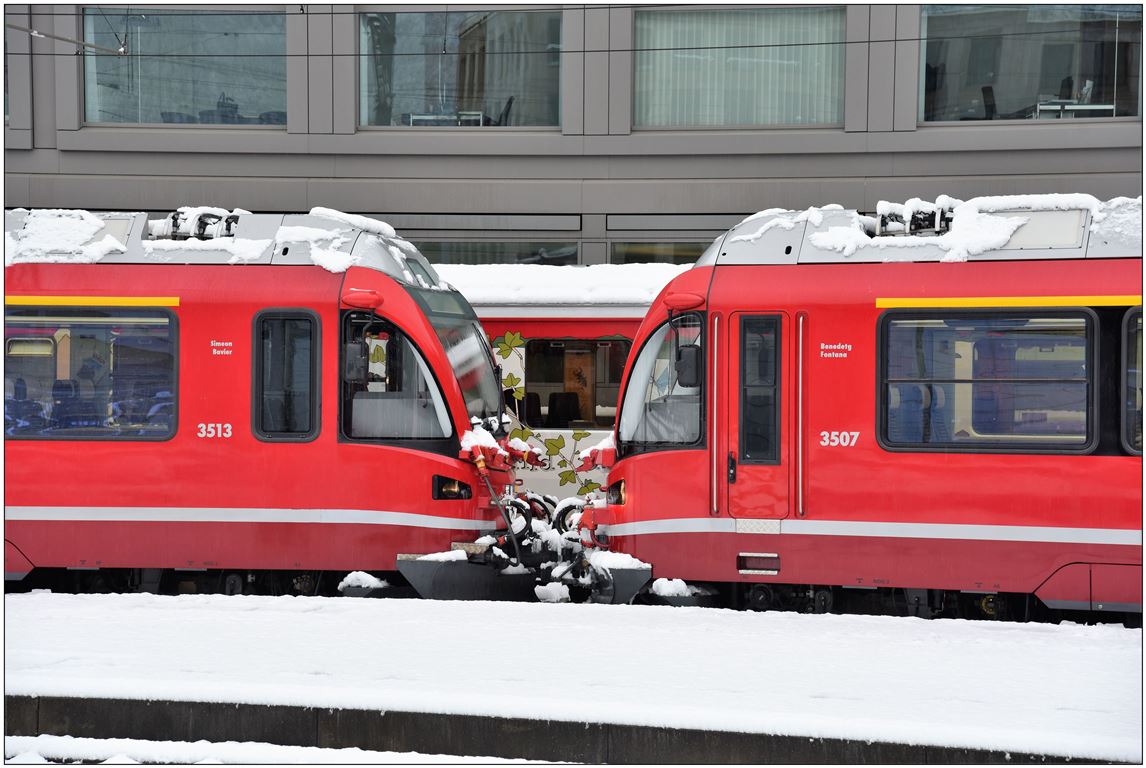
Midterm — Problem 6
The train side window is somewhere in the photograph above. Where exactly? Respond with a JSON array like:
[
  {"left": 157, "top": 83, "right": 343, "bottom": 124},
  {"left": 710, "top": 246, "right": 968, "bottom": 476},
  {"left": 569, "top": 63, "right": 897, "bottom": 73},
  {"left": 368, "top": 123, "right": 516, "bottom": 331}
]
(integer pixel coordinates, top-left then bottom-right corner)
[
  {"left": 340, "top": 312, "right": 452, "bottom": 441},
  {"left": 4, "top": 307, "right": 177, "bottom": 440},
  {"left": 521, "top": 339, "right": 631, "bottom": 429},
  {"left": 880, "top": 311, "right": 1094, "bottom": 452},
  {"left": 1123, "top": 309, "right": 1142, "bottom": 454},
  {"left": 740, "top": 316, "right": 779, "bottom": 463},
  {"left": 253, "top": 311, "right": 319, "bottom": 441},
  {"left": 617, "top": 312, "right": 704, "bottom": 452}
]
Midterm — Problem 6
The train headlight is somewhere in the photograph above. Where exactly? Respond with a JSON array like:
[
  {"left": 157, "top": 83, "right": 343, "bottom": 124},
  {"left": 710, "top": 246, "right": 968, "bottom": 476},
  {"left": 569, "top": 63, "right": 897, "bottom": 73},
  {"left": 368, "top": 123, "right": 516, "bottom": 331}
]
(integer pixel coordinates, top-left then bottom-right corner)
[{"left": 606, "top": 479, "right": 626, "bottom": 506}]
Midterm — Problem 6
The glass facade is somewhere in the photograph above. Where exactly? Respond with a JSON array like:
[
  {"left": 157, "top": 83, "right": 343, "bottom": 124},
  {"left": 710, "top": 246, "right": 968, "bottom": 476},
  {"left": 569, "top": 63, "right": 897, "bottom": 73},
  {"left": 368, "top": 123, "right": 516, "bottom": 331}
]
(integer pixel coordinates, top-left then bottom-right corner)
[
  {"left": 415, "top": 241, "right": 577, "bottom": 265},
  {"left": 611, "top": 242, "right": 708, "bottom": 264},
  {"left": 82, "top": 8, "right": 286, "bottom": 125},
  {"left": 633, "top": 6, "right": 846, "bottom": 128},
  {"left": 359, "top": 10, "right": 561, "bottom": 127},
  {"left": 921, "top": 4, "right": 1142, "bottom": 121}
]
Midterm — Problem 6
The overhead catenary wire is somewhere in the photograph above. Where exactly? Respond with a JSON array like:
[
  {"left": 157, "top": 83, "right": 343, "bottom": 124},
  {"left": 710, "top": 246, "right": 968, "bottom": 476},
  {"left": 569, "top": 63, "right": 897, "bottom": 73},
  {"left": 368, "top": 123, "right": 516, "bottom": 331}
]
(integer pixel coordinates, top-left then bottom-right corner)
[{"left": 3, "top": 26, "right": 1138, "bottom": 58}]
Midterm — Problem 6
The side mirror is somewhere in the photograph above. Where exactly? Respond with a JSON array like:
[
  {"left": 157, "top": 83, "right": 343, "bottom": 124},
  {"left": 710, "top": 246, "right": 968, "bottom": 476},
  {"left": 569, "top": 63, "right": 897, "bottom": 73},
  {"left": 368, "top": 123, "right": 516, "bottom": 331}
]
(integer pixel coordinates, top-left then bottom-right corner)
[
  {"left": 342, "top": 289, "right": 383, "bottom": 310},
  {"left": 344, "top": 341, "right": 368, "bottom": 383},
  {"left": 676, "top": 344, "right": 702, "bottom": 389}
]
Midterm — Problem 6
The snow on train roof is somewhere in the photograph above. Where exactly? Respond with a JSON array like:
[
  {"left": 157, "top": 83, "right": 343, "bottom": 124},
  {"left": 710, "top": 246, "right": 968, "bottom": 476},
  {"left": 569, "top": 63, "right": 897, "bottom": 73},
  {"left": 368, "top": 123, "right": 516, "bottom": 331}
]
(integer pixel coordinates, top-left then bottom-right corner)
[
  {"left": 710, "top": 194, "right": 1142, "bottom": 266},
  {"left": 3, "top": 206, "right": 447, "bottom": 290},
  {"left": 434, "top": 263, "right": 691, "bottom": 307}
]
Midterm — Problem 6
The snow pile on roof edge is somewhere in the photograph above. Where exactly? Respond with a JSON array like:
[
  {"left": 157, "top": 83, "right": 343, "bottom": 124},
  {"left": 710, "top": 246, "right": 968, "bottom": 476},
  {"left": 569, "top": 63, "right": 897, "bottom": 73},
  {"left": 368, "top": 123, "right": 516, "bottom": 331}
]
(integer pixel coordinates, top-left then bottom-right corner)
[
  {"left": 5, "top": 209, "right": 126, "bottom": 266},
  {"left": 309, "top": 207, "right": 396, "bottom": 238}
]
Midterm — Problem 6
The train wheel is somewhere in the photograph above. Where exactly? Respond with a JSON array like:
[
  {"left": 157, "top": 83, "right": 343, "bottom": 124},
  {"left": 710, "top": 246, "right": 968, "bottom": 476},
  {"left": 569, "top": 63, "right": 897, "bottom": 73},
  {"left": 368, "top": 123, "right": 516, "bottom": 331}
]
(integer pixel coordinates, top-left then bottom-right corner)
[
  {"left": 747, "top": 584, "right": 774, "bottom": 612},
  {"left": 223, "top": 573, "right": 245, "bottom": 596},
  {"left": 812, "top": 588, "right": 833, "bottom": 614},
  {"left": 552, "top": 498, "right": 585, "bottom": 534}
]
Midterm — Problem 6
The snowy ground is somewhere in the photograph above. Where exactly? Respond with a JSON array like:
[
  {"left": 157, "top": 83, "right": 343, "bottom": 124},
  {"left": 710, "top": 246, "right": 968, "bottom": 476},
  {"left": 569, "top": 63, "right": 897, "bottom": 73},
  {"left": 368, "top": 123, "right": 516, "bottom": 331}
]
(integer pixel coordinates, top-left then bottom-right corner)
[
  {"left": 4, "top": 592, "right": 1141, "bottom": 762},
  {"left": 4, "top": 734, "right": 552, "bottom": 764}
]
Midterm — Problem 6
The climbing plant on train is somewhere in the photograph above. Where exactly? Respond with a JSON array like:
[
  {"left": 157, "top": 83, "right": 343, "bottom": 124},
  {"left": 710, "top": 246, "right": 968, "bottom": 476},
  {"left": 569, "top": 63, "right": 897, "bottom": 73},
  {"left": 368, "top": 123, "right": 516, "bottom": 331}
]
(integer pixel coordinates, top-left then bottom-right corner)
[{"left": 488, "top": 329, "right": 602, "bottom": 494}]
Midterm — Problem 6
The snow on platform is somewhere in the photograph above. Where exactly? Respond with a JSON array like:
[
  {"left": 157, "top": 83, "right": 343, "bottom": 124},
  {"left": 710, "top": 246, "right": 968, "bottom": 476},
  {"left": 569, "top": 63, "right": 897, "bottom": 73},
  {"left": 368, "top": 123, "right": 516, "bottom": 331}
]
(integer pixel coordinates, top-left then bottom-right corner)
[
  {"left": 4, "top": 593, "right": 1141, "bottom": 763},
  {"left": 4, "top": 734, "right": 548, "bottom": 764}
]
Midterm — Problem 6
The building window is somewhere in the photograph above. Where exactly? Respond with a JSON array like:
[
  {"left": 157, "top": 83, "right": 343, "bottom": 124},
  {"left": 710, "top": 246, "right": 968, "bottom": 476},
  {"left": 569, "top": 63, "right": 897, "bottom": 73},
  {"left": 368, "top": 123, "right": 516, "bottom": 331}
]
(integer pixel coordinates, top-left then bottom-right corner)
[
  {"left": 1124, "top": 308, "right": 1142, "bottom": 454},
  {"left": 516, "top": 339, "right": 631, "bottom": 429},
  {"left": 82, "top": 8, "right": 287, "bottom": 125},
  {"left": 4, "top": 307, "right": 176, "bottom": 440},
  {"left": 611, "top": 242, "right": 708, "bottom": 265},
  {"left": 415, "top": 241, "right": 577, "bottom": 265},
  {"left": 254, "top": 311, "right": 319, "bottom": 441},
  {"left": 340, "top": 312, "right": 452, "bottom": 441},
  {"left": 633, "top": 6, "right": 845, "bottom": 128},
  {"left": 881, "top": 312, "right": 1094, "bottom": 451},
  {"left": 921, "top": 5, "right": 1142, "bottom": 122},
  {"left": 359, "top": 10, "right": 561, "bottom": 128}
]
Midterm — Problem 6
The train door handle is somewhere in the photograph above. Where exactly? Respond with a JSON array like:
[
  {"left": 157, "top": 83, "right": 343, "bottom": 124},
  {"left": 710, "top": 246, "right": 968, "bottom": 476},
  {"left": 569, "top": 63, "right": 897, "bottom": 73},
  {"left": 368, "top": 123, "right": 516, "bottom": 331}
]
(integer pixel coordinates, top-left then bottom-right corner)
[{"left": 728, "top": 452, "right": 737, "bottom": 484}]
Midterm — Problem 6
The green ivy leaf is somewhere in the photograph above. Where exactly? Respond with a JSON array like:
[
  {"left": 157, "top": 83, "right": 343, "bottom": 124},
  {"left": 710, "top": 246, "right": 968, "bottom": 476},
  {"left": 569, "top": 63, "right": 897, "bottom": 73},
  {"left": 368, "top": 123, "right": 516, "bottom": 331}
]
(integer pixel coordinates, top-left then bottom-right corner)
[
  {"left": 502, "top": 372, "right": 521, "bottom": 388},
  {"left": 558, "top": 469, "right": 578, "bottom": 486},
  {"left": 512, "top": 387, "right": 525, "bottom": 401},
  {"left": 543, "top": 435, "right": 566, "bottom": 457},
  {"left": 495, "top": 341, "right": 515, "bottom": 359},
  {"left": 558, "top": 460, "right": 568, "bottom": 468},
  {"left": 578, "top": 481, "right": 602, "bottom": 495},
  {"left": 571, "top": 430, "right": 591, "bottom": 442},
  {"left": 506, "top": 331, "right": 525, "bottom": 349},
  {"left": 508, "top": 427, "right": 534, "bottom": 442}
]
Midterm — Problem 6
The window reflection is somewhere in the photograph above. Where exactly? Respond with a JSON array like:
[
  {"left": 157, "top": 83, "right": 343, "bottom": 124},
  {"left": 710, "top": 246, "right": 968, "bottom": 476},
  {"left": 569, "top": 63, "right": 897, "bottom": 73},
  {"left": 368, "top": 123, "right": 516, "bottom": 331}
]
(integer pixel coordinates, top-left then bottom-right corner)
[
  {"left": 921, "top": 5, "right": 1142, "bottom": 122},
  {"left": 82, "top": 9, "right": 286, "bottom": 125},
  {"left": 359, "top": 11, "right": 561, "bottom": 128},
  {"left": 415, "top": 241, "right": 577, "bottom": 265},
  {"left": 611, "top": 242, "right": 707, "bottom": 265}
]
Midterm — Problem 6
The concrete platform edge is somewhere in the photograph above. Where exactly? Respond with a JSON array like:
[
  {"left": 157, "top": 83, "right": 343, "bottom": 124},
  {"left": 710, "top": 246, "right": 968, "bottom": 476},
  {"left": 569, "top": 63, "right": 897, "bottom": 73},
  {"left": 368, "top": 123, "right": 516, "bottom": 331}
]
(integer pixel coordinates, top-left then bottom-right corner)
[{"left": 3, "top": 695, "right": 1114, "bottom": 764}]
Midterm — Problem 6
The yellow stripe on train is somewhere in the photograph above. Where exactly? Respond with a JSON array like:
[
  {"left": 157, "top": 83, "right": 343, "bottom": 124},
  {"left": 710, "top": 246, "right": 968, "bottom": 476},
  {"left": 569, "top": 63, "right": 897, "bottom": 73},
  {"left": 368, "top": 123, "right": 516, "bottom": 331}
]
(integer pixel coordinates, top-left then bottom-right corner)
[
  {"left": 876, "top": 295, "right": 1142, "bottom": 309},
  {"left": 4, "top": 295, "right": 181, "bottom": 307}
]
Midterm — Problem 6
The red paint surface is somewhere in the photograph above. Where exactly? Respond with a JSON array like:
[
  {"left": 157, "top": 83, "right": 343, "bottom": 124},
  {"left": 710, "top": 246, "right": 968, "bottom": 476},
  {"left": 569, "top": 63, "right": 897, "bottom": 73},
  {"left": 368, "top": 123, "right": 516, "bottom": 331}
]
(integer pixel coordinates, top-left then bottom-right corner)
[{"left": 5, "top": 263, "right": 512, "bottom": 575}]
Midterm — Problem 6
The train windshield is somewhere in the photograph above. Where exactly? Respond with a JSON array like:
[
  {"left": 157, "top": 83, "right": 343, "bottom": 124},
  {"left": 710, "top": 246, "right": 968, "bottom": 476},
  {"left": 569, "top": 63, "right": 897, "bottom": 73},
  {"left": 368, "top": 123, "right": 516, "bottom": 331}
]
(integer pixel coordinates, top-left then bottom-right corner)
[
  {"left": 618, "top": 312, "right": 704, "bottom": 451},
  {"left": 406, "top": 286, "right": 502, "bottom": 421}
]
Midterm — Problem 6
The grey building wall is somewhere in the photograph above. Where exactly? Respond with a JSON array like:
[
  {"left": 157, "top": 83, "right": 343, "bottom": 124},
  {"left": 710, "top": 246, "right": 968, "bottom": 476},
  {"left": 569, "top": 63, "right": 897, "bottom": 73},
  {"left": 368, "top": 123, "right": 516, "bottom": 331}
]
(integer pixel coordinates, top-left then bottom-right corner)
[{"left": 4, "top": 4, "right": 1142, "bottom": 259}]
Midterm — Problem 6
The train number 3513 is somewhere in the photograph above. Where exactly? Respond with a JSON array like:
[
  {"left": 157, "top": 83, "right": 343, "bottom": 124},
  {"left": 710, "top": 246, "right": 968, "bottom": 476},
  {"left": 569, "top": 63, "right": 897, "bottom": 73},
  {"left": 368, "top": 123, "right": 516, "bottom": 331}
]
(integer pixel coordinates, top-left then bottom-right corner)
[
  {"left": 820, "top": 431, "right": 860, "bottom": 447},
  {"left": 196, "top": 422, "right": 233, "bottom": 438}
]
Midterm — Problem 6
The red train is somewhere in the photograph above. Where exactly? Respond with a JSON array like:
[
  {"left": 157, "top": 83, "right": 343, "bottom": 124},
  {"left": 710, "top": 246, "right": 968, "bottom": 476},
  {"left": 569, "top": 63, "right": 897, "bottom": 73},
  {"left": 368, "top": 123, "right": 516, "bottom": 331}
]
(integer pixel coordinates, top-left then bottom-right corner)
[
  {"left": 584, "top": 195, "right": 1143, "bottom": 620},
  {"left": 4, "top": 207, "right": 515, "bottom": 595}
]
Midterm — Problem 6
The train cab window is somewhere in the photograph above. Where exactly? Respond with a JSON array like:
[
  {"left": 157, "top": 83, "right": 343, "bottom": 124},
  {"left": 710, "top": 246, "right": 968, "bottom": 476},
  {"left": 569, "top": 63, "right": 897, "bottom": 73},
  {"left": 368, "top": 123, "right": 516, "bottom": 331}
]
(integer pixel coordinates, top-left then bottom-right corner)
[
  {"left": 4, "top": 307, "right": 177, "bottom": 440},
  {"left": 520, "top": 339, "right": 631, "bottom": 429},
  {"left": 1124, "top": 309, "right": 1143, "bottom": 454},
  {"left": 254, "top": 311, "right": 319, "bottom": 441},
  {"left": 340, "top": 312, "right": 451, "bottom": 441},
  {"left": 881, "top": 312, "right": 1094, "bottom": 451},
  {"left": 618, "top": 312, "right": 703, "bottom": 451},
  {"left": 740, "top": 317, "right": 779, "bottom": 463}
]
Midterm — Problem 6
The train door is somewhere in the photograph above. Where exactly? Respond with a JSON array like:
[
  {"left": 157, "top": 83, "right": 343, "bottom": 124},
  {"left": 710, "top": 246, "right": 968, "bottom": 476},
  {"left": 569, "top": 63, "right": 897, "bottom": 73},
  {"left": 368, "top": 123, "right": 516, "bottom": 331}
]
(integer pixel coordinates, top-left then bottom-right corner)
[{"left": 725, "top": 313, "right": 790, "bottom": 519}]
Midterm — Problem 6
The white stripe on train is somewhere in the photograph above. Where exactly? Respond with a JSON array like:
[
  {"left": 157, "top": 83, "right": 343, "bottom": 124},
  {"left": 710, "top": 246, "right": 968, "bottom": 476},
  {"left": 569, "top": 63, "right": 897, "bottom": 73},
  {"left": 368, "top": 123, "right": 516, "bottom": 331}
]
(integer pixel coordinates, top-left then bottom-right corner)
[
  {"left": 5, "top": 506, "right": 502, "bottom": 531},
  {"left": 599, "top": 517, "right": 1141, "bottom": 546}
]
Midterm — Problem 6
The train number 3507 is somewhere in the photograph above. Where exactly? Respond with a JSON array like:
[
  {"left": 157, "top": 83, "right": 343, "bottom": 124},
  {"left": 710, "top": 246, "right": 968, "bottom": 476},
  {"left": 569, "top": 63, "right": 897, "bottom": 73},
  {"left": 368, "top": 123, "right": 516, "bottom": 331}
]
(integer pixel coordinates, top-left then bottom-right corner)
[
  {"left": 196, "top": 422, "right": 233, "bottom": 438},
  {"left": 820, "top": 431, "right": 860, "bottom": 447}
]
